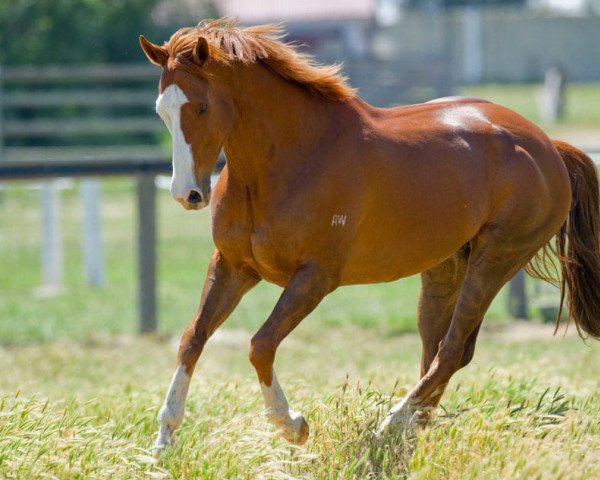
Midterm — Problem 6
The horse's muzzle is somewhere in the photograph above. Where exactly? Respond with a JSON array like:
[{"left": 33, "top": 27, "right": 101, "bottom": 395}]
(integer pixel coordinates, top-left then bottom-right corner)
[
  {"left": 177, "top": 188, "right": 210, "bottom": 210},
  {"left": 186, "top": 190, "right": 203, "bottom": 205}
]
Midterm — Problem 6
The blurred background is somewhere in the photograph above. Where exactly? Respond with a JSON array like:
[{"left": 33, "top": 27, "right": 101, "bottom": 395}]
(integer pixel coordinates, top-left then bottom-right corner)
[{"left": 1, "top": 0, "right": 600, "bottom": 342}]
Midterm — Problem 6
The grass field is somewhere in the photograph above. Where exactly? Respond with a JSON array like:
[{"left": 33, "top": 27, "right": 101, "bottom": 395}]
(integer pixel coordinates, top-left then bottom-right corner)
[
  {"left": 460, "top": 83, "right": 600, "bottom": 130},
  {"left": 1, "top": 323, "right": 599, "bottom": 479},
  {"left": 1, "top": 83, "right": 600, "bottom": 478}
]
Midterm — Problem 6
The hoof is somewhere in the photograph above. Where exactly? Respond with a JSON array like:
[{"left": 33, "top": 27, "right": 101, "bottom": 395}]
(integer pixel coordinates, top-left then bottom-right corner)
[
  {"left": 377, "top": 397, "right": 417, "bottom": 437},
  {"left": 152, "top": 442, "right": 169, "bottom": 458},
  {"left": 271, "top": 410, "right": 309, "bottom": 445},
  {"left": 377, "top": 412, "right": 416, "bottom": 437},
  {"left": 287, "top": 412, "right": 309, "bottom": 445},
  {"left": 152, "top": 428, "right": 175, "bottom": 458}
]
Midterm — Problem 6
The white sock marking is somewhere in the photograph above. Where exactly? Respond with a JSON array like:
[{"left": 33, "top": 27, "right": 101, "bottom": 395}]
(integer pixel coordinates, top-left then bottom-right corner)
[
  {"left": 377, "top": 395, "right": 417, "bottom": 434},
  {"left": 259, "top": 370, "right": 308, "bottom": 443},
  {"left": 154, "top": 364, "right": 191, "bottom": 450},
  {"left": 260, "top": 371, "right": 291, "bottom": 420}
]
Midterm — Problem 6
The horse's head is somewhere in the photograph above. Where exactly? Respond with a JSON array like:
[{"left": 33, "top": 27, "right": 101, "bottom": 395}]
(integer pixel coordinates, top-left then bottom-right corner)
[
  {"left": 141, "top": 19, "right": 356, "bottom": 210},
  {"left": 139, "top": 34, "right": 234, "bottom": 210}
]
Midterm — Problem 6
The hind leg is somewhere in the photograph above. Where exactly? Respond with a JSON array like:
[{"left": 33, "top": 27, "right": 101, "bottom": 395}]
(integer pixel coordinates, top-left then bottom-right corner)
[
  {"left": 415, "top": 323, "right": 483, "bottom": 423},
  {"left": 379, "top": 229, "right": 537, "bottom": 433},
  {"left": 414, "top": 248, "right": 469, "bottom": 421},
  {"left": 418, "top": 247, "right": 469, "bottom": 378}
]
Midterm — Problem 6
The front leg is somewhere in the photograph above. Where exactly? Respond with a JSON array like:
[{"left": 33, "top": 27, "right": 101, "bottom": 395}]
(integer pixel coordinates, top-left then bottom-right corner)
[
  {"left": 153, "top": 250, "right": 259, "bottom": 456},
  {"left": 249, "top": 262, "right": 337, "bottom": 444}
]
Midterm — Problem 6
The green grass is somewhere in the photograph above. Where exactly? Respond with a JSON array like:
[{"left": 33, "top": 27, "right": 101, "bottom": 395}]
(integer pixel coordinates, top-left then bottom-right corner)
[{"left": 0, "top": 325, "right": 599, "bottom": 478}]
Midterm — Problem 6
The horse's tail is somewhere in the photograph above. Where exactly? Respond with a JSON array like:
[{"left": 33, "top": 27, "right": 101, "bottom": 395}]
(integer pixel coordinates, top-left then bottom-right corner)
[{"left": 527, "top": 140, "right": 600, "bottom": 338}]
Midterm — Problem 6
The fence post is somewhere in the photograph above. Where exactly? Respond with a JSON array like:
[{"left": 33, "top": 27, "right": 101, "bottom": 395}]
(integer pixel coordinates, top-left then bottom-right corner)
[
  {"left": 463, "top": 7, "right": 483, "bottom": 84},
  {"left": 508, "top": 269, "right": 528, "bottom": 320},
  {"left": 537, "top": 65, "right": 566, "bottom": 124},
  {"left": 40, "top": 180, "right": 64, "bottom": 293},
  {"left": 137, "top": 172, "right": 157, "bottom": 333},
  {"left": 81, "top": 178, "right": 105, "bottom": 287}
]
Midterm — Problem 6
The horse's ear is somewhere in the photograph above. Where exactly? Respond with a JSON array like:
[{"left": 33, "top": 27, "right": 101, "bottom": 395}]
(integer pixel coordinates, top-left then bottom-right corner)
[
  {"left": 139, "top": 35, "right": 168, "bottom": 66},
  {"left": 192, "top": 37, "right": 210, "bottom": 66}
]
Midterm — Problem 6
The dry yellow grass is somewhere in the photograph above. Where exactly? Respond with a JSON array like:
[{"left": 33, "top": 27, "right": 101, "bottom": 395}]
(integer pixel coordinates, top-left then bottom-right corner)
[{"left": 1, "top": 324, "right": 599, "bottom": 479}]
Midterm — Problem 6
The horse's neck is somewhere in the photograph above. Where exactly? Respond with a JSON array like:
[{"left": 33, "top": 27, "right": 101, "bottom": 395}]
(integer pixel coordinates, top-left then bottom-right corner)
[{"left": 222, "top": 64, "right": 336, "bottom": 187}]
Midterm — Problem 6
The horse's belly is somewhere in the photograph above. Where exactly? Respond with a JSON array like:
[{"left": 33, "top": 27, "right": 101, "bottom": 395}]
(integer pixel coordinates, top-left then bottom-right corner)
[
  {"left": 340, "top": 208, "right": 480, "bottom": 285},
  {"left": 340, "top": 241, "right": 458, "bottom": 285}
]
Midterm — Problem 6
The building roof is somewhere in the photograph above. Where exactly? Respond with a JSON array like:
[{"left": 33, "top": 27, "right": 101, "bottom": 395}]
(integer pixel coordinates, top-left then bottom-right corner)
[{"left": 212, "top": 0, "right": 375, "bottom": 24}]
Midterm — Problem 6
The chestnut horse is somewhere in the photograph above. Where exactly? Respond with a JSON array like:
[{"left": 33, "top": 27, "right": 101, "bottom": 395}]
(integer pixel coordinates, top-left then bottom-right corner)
[{"left": 140, "top": 19, "right": 600, "bottom": 454}]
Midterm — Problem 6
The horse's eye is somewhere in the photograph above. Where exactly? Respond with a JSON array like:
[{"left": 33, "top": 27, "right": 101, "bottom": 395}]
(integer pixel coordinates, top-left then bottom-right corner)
[{"left": 198, "top": 103, "right": 208, "bottom": 115}]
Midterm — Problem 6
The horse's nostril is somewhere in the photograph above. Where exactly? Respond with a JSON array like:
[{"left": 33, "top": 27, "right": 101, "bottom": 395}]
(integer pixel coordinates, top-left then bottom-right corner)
[{"left": 187, "top": 190, "right": 203, "bottom": 204}]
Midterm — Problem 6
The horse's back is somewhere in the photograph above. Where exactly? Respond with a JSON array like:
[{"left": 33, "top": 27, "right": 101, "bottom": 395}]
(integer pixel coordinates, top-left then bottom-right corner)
[
  {"left": 425, "top": 95, "right": 492, "bottom": 105},
  {"left": 373, "top": 99, "right": 569, "bottom": 203}
]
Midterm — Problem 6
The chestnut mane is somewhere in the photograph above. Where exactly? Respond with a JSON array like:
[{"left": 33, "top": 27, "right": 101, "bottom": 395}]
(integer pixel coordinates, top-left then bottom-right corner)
[{"left": 164, "top": 18, "right": 356, "bottom": 101}]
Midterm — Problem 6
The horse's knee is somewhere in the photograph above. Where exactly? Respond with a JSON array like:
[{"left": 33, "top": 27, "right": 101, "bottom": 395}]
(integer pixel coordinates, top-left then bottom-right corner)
[
  {"left": 177, "top": 326, "right": 208, "bottom": 372},
  {"left": 249, "top": 334, "right": 276, "bottom": 383}
]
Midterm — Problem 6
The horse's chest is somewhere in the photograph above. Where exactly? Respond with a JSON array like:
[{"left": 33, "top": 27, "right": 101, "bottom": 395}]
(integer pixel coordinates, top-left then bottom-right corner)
[
  {"left": 247, "top": 226, "right": 299, "bottom": 285},
  {"left": 213, "top": 217, "right": 298, "bottom": 285}
]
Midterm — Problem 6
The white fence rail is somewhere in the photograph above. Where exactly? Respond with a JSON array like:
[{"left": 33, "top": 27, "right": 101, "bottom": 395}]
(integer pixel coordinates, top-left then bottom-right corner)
[{"left": 0, "top": 159, "right": 171, "bottom": 333}]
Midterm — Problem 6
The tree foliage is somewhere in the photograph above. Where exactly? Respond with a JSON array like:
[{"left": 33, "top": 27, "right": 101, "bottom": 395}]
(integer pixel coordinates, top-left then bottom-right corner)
[{"left": 0, "top": 0, "right": 216, "bottom": 65}]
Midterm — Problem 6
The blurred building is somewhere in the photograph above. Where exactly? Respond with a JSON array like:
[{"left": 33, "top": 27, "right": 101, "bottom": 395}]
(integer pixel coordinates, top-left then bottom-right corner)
[
  {"left": 212, "top": 0, "right": 375, "bottom": 23},
  {"left": 376, "top": 7, "right": 600, "bottom": 83},
  {"left": 153, "top": 0, "right": 600, "bottom": 103},
  {"left": 210, "top": 0, "right": 454, "bottom": 105},
  {"left": 530, "top": 0, "right": 600, "bottom": 16}
]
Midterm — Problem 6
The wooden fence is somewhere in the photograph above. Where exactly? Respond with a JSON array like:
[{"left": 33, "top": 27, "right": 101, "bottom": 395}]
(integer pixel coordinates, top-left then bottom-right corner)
[
  {"left": 0, "top": 158, "right": 171, "bottom": 333},
  {"left": 0, "top": 63, "right": 168, "bottom": 333},
  {"left": 0, "top": 63, "right": 161, "bottom": 163}
]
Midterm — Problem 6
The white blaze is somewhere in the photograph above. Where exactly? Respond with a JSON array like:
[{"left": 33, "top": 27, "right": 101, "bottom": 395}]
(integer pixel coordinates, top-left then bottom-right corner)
[{"left": 155, "top": 84, "right": 199, "bottom": 200}]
